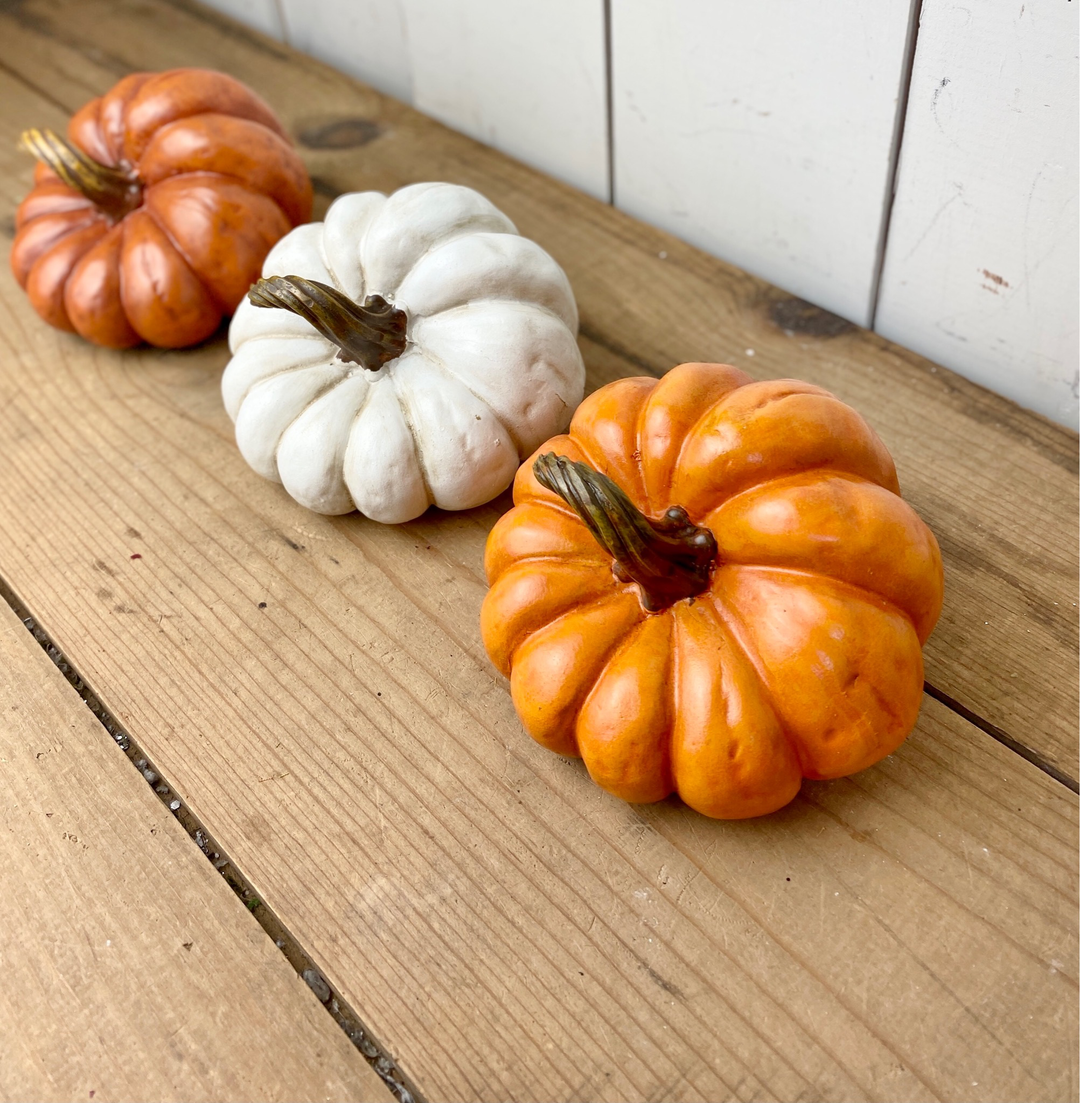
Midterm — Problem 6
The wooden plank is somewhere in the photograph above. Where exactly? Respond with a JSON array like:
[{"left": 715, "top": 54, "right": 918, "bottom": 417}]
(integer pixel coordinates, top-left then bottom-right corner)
[
  {"left": 3, "top": 0, "right": 1072, "bottom": 774},
  {"left": 0, "top": 600, "right": 393, "bottom": 1102},
  {"left": 0, "top": 287, "right": 1074, "bottom": 1100},
  {"left": 876, "top": 0, "right": 1079, "bottom": 430},
  {"left": 610, "top": 0, "right": 917, "bottom": 326},
  {"left": 0, "top": 21, "right": 1076, "bottom": 1103}
]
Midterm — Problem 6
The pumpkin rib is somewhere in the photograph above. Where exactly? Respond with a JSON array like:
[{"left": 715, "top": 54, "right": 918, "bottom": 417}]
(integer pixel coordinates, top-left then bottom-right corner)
[
  {"left": 483, "top": 560, "right": 625, "bottom": 677},
  {"left": 144, "top": 175, "right": 292, "bottom": 315},
  {"left": 674, "top": 387, "right": 900, "bottom": 514},
  {"left": 137, "top": 113, "right": 311, "bottom": 227},
  {"left": 508, "top": 592, "right": 645, "bottom": 757},
  {"left": 11, "top": 208, "right": 102, "bottom": 288},
  {"left": 25, "top": 220, "right": 110, "bottom": 333},
  {"left": 416, "top": 302, "right": 582, "bottom": 458},
  {"left": 389, "top": 361, "right": 436, "bottom": 511},
  {"left": 418, "top": 330, "right": 527, "bottom": 456},
  {"left": 575, "top": 612, "right": 676, "bottom": 804},
  {"left": 704, "top": 469, "right": 943, "bottom": 640},
  {"left": 669, "top": 596, "right": 803, "bottom": 817},
  {"left": 222, "top": 342, "right": 337, "bottom": 419},
  {"left": 509, "top": 591, "right": 635, "bottom": 671},
  {"left": 484, "top": 500, "right": 608, "bottom": 586},
  {"left": 642, "top": 362, "right": 753, "bottom": 512},
  {"left": 681, "top": 591, "right": 807, "bottom": 780},
  {"left": 65, "top": 223, "right": 141, "bottom": 349},
  {"left": 15, "top": 182, "right": 97, "bottom": 231},
  {"left": 709, "top": 566, "right": 924, "bottom": 779}
]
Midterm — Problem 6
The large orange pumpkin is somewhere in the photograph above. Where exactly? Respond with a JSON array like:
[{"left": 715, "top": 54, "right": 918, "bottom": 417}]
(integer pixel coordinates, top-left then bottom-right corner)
[
  {"left": 481, "top": 363, "right": 944, "bottom": 819},
  {"left": 11, "top": 68, "right": 312, "bottom": 349}
]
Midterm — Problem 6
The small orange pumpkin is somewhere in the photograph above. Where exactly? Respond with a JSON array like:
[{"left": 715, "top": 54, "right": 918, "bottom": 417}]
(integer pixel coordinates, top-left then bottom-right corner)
[
  {"left": 11, "top": 68, "right": 312, "bottom": 349},
  {"left": 481, "top": 363, "right": 944, "bottom": 819}
]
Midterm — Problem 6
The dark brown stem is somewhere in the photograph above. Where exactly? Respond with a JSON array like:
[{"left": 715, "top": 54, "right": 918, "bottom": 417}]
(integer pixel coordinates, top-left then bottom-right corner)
[
  {"left": 249, "top": 275, "right": 408, "bottom": 371},
  {"left": 534, "top": 453, "right": 717, "bottom": 613},
  {"left": 19, "top": 127, "right": 142, "bottom": 220}
]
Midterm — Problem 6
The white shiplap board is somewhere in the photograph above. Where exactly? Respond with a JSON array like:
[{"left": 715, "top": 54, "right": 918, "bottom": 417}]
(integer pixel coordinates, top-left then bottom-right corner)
[
  {"left": 201, "top": 0, "right": 283, "bottom": 40},
  {"left": 233, "top": 0, "right": 610, "bottom": 201},
  {"left": 401, "top": 0, "right": 609, "bottom": 201},
  {"left": 278, "top": 0, "right": 414, "bottom": 106},
  {"left": 875, "top": 0, "right": 1079, "bottom": 429},
  {"left": 610, "top": 0, "right": 918, "bottom": 327}
]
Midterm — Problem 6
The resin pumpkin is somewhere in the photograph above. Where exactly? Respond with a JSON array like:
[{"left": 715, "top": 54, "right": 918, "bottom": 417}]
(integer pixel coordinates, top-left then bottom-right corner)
[
  {"left": 222, "top": 182, "right": 584, "bottom": 520},
  {"left": 481, "top": 363, "right": 944, "bottom": 819},
  {"left": 11, "top": 68, "right": 312, "bottom": 348}
]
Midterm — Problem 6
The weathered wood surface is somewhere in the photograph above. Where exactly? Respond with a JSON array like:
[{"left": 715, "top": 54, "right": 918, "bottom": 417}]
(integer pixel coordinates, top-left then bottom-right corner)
[
  {"left": 0, "top": 598, "right": 392, "bottom": 1103},
  {"left": 2, "top": 0, "right": 1074, "bottom": 777},
  {"left": 0, "top": 2, "right": 1075, "bottom": 1100}
]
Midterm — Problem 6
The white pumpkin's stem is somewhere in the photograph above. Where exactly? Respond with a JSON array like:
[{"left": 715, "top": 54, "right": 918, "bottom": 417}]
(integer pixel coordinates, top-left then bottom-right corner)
[
  {"left": 248, "top": 275, "right": 408, "bottom": 371},
  {"left": 19, "top": 127, "right": 141, "bottom": 220},
  {"left": 533, "top": 453, "right": 717, "bottom": 614}
]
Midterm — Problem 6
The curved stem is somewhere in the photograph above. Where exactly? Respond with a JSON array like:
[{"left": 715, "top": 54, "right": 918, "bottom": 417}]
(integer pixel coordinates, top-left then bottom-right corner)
[
  {"left": 534, "top": 453, "right": 717, "bottom": 613},
  {"left": 249, "top": 275, "right": 408, "bottom": 371},
  {"left": 19, "top": 127, "right": 141, "bottom": 220}
]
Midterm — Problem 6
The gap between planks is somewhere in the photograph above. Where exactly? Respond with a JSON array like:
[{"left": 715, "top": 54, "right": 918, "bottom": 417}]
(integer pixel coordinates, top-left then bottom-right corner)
[
  {"left": 0, "top": 576, "right": 423, "bottom": 1103},
  {"left": 0, "top": 0, "right": 1075, "bottom": 775}
]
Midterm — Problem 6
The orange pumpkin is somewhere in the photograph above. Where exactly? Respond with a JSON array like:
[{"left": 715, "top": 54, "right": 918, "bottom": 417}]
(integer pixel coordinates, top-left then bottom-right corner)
[
  {"left": 481, "top": 362, "right": 944, "bottom": 819},
  {"left": 11, "top": 68, "right": 312, "bottom": 349}
]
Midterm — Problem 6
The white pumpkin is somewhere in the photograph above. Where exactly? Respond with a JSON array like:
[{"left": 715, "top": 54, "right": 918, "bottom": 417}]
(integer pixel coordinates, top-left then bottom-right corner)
[{"left": 222, "top": 181, "right": 585, "bottom": 522}]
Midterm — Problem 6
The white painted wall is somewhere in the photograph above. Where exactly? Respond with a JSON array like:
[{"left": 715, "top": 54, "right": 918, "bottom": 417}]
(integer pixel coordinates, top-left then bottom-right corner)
[
  {"left": 272, "top": 0, "right": 609, "bottom": 201},
  {"left": 202, "top": 0, "right": 282, "bottom": 39},
  {"left": 196, "top": 0, "right": 1079, "bottom": 428},
  {"left": 402, "top": 0, "right": 609, "bottom": 201},
  {"left": 279, "top": 0, "right": 414, "bottom": 106},
  {"left": 610, "top": 0, "right": 918, "bottom": 328},
  {"left": 875, "top": 0, "right": 1079, "bottom": 429}
]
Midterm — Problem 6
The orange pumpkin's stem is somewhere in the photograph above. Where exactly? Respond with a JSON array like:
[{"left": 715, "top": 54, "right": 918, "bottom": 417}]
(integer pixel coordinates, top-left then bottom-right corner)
[
  {"left": 534, "top": 453, "right": 717, "bottom": 613},
  {"left": 249, "top": 275, "right": 408, "bottom": 371},
  {"left": 19, "top": 128, "right": 142, "bottom": 221}
]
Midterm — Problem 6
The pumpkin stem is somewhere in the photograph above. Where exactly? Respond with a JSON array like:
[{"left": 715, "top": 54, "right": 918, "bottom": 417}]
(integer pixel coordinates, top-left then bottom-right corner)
[
  {"left": 19, "top": 127, "right": 142, "bottom": 220},
  {"left": 534, "top": 453, "right": 717, "bottom": 613},
  {"left": 249, "top": 275, "right": 408, "bottom": 371}
]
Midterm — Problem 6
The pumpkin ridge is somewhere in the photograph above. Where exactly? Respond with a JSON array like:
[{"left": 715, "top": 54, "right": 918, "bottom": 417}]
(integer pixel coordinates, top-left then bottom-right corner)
[
  {"left": 263, "top": 366, "right": 351, "bottom": 477},
  {"left": 652, "top": 366, "right": 750, "bottom": 510},
  {"left": 416, "top": 340, "right": 522, "bottom": 455},
  {"left": 138, "top": 199, "right": 224, "bottom": 312},
  {"left": 12, "top": 209, "right": 102, "bottom": 289},
  {"left": 494, "top": 565, "right": 626, "bottom": 674},
  {"left": 389, "top": 363, "right": 435, "bottom": 512},
  {"left": 711, "top": 564, "right": 921, "bottom": 637},
  {"left": 576, "top": 611, "right": 676, "bottom": 802},
  {"left": 228, "top": 353, "right": 341, "bottom": 417},
  {"left": 692, "top": 588, "right": 807, "bottom": 774}
]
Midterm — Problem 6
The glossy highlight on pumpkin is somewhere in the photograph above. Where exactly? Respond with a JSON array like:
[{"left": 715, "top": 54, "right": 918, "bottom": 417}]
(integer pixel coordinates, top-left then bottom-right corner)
[
  {"left": 481, "top": 362, "right": 945, "bottom": 820},
  {"left": 11, "top": 68, "right": 313, "bottom": 349}
]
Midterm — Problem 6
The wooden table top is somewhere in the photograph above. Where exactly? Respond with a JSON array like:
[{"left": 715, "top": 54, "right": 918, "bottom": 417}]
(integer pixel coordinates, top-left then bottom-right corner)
[{"left": 0, "top": 1, "right": 1075, "bottom": 1100}]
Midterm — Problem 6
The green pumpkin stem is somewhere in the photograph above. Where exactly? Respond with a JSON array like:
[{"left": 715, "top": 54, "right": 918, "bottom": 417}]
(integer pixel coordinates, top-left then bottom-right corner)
[
  {"left": 19, "top": 127, "right": 142, "bottom": 220},
  {"left": 533, "top": 453, "right": 718, "bottom": 613},
  {"left": 249, "top": 275, "right": 408, "bottom": 371}
]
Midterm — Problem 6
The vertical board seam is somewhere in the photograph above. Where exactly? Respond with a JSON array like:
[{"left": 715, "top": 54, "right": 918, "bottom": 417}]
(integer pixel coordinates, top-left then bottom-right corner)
[
  {"left": 867, "top": 0, "right": 925, "bottom": 329},
  {"left": 603, "top": 0, "right": 615, "bottom": 205}
]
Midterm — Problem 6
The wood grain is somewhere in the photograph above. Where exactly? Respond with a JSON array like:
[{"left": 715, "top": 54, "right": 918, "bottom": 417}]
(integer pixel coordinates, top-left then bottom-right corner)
[
  {"left": 876, "top": 0, "right": 1079, "bottom": 429},
  {"left": 0, "top": 52, "right": 1076, "bottom": 1103},
  {"left": 0, "top": 270, "right": 1074, "bottom": 1100},
  {"left": 1, "top": 0, "right": 1072, "bottom": 773},
  {"left": 0, "top": 598, "right": 392, "bottom": 1103}
]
